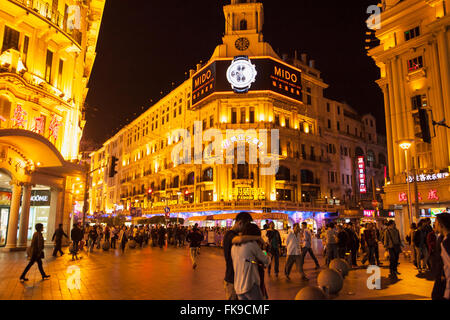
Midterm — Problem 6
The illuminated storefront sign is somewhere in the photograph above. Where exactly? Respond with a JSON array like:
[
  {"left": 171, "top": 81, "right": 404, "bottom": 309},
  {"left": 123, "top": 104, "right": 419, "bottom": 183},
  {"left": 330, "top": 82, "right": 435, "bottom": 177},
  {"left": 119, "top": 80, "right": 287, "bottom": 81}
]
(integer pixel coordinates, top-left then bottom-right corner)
[
  {"left": 399, "top": 189, "right": 439, "bottom": 202},
  {"left": 363, "top": 210, "right": 375, "bottom": 217},
  {"left": 222, "top": 135, "right": 263, "bottom": 150},
  {"left": 192, "top": 57, "right": 302, "bottom": 107},
  {"left": 232, "top": 187, "right": 266, "bottom": 200},
  {"left": 358, "top": 156, "right": 366, "bottom": 193},
  {"left": 406, "top": 172, "right": 449, "bottom": 182},
  {"left": 30, "top": 190, "right": 51, "bottom": 206}
]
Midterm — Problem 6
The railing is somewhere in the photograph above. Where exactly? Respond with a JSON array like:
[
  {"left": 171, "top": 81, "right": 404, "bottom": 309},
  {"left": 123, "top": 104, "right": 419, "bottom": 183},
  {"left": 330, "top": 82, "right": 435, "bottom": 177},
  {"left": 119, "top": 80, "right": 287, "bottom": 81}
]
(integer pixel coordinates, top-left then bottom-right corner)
[{"left": 9, "top": 0, "right": 82, "bottom": 45}]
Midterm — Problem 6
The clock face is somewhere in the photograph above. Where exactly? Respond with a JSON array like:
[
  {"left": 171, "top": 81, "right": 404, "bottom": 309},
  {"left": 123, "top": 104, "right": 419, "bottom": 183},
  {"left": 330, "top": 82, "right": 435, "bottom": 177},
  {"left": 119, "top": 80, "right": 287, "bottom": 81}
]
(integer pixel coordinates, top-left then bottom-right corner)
[
  {"left": 235, "top": 37, "right": 250, "bottom": 51},
  {"left": 226, "top": 58, "right": 257, "bottom": 93}
]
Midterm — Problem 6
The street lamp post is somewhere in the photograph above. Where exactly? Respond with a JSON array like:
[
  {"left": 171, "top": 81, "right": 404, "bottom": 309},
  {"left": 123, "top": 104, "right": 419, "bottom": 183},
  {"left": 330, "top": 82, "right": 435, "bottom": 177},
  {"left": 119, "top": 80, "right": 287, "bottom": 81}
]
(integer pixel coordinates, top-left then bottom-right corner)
[{"left": 399, "top": 140, "right": 414, "bottom": 224}]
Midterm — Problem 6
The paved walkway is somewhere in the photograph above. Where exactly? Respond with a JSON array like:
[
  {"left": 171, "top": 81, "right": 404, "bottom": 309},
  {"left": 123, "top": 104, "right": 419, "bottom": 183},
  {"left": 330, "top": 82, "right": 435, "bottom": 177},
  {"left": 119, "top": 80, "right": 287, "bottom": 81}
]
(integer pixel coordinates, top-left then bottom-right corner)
[{"left": 0, "top": 241, "right": 434, "bottom": 300}]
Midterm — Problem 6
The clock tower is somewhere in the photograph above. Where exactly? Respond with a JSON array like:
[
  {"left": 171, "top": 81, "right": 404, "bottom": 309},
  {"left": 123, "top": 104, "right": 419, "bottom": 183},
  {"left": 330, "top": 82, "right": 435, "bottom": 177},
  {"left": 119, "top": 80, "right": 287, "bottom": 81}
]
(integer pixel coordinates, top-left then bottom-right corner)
[{"left": 211, "top": 0, "right": 278, "bottom": 59}]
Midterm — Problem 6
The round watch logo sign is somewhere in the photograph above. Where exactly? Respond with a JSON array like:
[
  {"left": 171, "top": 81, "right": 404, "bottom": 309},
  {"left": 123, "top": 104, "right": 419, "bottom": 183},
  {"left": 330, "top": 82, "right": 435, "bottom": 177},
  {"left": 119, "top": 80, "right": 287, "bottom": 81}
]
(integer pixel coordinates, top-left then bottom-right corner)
[{"left": 226, "top": 56, "right": 257, "bottom": 93}]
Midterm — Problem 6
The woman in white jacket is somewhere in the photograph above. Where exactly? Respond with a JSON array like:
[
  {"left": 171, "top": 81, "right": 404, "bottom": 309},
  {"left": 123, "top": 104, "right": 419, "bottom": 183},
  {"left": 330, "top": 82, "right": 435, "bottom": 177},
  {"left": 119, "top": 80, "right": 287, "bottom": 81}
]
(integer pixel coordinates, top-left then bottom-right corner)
[{"left": 231, "top": 223, "right": 270, "bottom": 300}]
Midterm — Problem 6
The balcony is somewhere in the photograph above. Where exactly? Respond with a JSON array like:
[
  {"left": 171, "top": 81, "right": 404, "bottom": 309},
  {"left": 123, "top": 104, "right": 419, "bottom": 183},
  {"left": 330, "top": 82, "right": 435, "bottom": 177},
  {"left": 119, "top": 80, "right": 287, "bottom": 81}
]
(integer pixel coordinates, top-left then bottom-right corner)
[{"left": 9, "top": 0, "right": 82, "bottom": 46}]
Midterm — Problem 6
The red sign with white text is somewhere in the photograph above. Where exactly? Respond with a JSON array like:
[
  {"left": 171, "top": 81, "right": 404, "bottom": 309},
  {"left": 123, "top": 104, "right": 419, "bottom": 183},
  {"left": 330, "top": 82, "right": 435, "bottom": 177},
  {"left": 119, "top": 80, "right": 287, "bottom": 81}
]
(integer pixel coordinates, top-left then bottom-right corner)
[{"left": 358, "top": 156, "right": 366, "bottom": 193}]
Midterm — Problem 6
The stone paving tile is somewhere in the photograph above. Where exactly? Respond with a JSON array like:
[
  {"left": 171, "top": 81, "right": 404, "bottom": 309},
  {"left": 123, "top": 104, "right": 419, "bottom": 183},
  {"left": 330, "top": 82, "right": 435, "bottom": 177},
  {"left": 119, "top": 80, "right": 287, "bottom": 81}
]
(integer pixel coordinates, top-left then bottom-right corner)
[{"left": 0, "top": 241, "right": 434, "bottom": 300}]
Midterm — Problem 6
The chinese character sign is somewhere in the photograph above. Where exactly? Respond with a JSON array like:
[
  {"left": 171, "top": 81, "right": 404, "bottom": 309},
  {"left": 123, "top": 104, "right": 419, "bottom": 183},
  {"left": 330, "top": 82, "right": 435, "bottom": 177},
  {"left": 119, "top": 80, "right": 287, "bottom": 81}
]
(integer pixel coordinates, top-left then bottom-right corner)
[
  {"left": 49, "top": 114, "right": 61, "bottom": 142},
  {"left": 358, "top": 157, "right": 366, "bottom": 193},
  {"left": 399, "top": 192, "right": 408, "bottom": 202},
  {"left": 12, "top": 104, "right": 27, "bottom": 128},
  {"left": 428, "top": 189, "right": 439, "bottom": 201},
  {"left": 33, "top": 117, "right": 45, "bottom": 134}
]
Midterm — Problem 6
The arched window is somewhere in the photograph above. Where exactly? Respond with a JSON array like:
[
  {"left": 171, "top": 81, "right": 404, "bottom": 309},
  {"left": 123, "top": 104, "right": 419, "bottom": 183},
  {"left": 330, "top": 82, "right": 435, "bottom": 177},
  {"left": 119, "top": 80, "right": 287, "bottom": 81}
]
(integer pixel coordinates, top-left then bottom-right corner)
[
  {"left": 240, "top": 19, "right": 247, "bottom": 30},
  {"left": 355, "top": 147, "right": 364, "bottom": 157},
  {"left": 187, "top": 172, "right": 195, "bottom": 185},
  {"left": 237, "top": 163, "right": 249, "bottom": 179},
  {"left": 300, "top": 169, "right": 314, "bottom": 184},
  {"left": 276, "top": 166, "right": 290, "bottom": 181},
  {"left": 0, "top": 96, "right": 11, "bottom": 124},
  {"left": 202, "top": 167, "right": 213, "bottom": 182},
  {"left": 161, "top": 179, "right": 166, "bottom": 190}
]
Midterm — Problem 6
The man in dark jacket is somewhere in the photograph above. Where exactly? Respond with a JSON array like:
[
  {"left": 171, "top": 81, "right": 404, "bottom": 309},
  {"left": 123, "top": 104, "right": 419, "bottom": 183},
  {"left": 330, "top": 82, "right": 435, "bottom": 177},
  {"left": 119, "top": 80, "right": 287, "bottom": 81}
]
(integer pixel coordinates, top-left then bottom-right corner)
[
  {"left": 52, "top": 223, "right": 68, "bottom": 257},
  {"left": 158, "top": 225, "right": 166, "bottom": 248},
  {"left": 266, "top": 221, "right": 282, "bottom": 276},
  {"left": 223, "top": 212, "right": 253, "bottom": 300},
  {"left": 344, "top": 223, "right": 359, "bottom": 267},
  {"left": 186, "top": 226, "right": 204, "bottom": 269},
  {"left": 337, "top": 224, "right": 348, "bottom": 259},
  {"left": 70, "top": 223, "right": 84, "bottom": 260},
  {"left": 431, "top": 213, "right": 450, "bottom": 300}
]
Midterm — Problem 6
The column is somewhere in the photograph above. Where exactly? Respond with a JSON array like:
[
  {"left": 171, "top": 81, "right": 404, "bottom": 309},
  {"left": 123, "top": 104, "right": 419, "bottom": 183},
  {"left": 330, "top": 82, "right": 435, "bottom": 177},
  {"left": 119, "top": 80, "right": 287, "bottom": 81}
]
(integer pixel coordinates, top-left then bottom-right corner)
[
  {"left": 437, "top": 29, "right": 450, "bottom": 164},
  {"left": 17, "top": 183, "right": 32, "bottom": 249},
  {"left": 4, "top": 182, "right": 22, "bottom": 250},
  {"left": 382, "top": 83, "right": 395, "bottom": 181},
  {"left": 388, "top": 59, "right": 402, "bottom": 176}
]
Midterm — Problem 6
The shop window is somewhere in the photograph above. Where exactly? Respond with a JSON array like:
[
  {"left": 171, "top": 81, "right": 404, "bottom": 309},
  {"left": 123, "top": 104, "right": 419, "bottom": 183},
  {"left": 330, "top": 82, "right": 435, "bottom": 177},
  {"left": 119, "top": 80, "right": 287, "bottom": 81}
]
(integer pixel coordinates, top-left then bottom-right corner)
[
  {"left": 203, "top": 190, "right": 213, "bottom": 202},
  {"left": 407, "top": 56, "right": 423, "bottom": 72},
  {"left": 276, "top": 189, "right": 291, "bottom": 201}
]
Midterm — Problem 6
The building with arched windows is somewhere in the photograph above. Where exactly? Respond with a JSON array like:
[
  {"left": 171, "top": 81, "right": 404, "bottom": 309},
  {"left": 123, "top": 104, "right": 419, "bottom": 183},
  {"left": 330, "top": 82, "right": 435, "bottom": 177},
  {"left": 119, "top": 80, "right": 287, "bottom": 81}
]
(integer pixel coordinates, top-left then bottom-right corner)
[
  {"left": 0, "top": 0, "right": 105, "bottom": 249},
  {"left": 88, "top": 0, "right": 386, "bottom": 228}
]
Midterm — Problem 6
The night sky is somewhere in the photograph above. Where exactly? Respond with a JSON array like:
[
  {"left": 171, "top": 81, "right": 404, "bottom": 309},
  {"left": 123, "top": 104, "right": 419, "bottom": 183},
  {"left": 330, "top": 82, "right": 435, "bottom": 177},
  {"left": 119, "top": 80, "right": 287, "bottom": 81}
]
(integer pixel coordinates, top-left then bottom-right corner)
[{"left": 83, "top": 0, "right": 384, "bottom": 146}]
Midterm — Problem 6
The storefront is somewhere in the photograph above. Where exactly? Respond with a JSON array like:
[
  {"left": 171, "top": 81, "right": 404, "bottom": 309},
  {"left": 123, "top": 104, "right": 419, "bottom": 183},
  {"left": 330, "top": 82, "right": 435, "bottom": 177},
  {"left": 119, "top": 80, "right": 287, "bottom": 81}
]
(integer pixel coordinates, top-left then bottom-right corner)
[
  {"left": 27, "top": 189, "right": 51, "bottom": 240},
  {"left": 0, "top": 189, "right": 11, "bottom": 246}
]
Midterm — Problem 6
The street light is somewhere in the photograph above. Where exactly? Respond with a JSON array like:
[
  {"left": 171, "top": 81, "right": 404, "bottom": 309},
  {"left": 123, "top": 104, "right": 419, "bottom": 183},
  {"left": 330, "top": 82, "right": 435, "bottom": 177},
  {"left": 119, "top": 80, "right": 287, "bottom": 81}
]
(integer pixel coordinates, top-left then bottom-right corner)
[{"left": 399, "top": 139, "right": 414, "bottom": 224}]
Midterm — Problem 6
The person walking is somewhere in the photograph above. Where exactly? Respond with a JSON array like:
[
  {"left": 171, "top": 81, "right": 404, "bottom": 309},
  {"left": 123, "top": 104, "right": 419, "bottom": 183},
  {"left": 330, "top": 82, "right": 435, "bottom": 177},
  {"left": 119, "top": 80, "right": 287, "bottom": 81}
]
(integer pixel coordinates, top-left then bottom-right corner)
[
  {"left": 266, "top": 221, "right": 281, "bottom": 277},
  {"left": 384, "top": 220, "right": 403, "bottom": 280},
  {"left": 118, "top": 226, "right": 128, "bottom": 253},
  {"left": 344, "top": 222, "right": 359, "bottom": 267},
  {"left": 20, "top": 223, "right": 50, "bottom": 282},
  {"left": 285, "top": 223, "right": 308, "bottom": 281},
  {"left": 223, "top": 212, "right": 254, "bottom": 300},
  {"left": 70, "top": 223, "right": 84, "bottom": 260},
  {"left": 337, "top": 224, "right": 348, "bottom": 260},
  {"left": 361, "top": 223, "right": 377, "bottom": 265},
  {"left": 231, "top": 223, "right": 270, "bottom": 300},
  {"left": 52, "top": 223, "right": 68, "bottom": 257},
  {"left": 110, "top": 226, "right": 117, "bottom": 249},
  {"left": 300, "top": 222, "right": 321, "bottom": 269},
  {"left": 325, "top": 223, "right": 338, "bottom": 266},
  {"left": 88, "top": 226, "right": 98, "bottom": 253},
  {"left": 158, "top": 225, "right": 167, "bottom": 249},
  {"left": 186, "top": 225, "right": 204, "bottom": 269},
  {"left": 414, "top": 220, "right": 428, "bottom": 273},
  {"left": 431, "top": 213, "right": 450, "bottom": 300}
]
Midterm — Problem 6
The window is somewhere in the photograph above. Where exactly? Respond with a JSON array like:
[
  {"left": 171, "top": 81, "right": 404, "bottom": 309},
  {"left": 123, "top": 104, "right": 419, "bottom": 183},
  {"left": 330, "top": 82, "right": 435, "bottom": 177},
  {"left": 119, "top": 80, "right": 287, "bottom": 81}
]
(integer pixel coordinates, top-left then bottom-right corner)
[
  {"left": 22, "top": 35, "right": 29, "bottom": 65},
  {"left": 249, "top": 108, "right": 255, "bottom": 123},
  {"left": 57, "top": 59, "right": 64, "bottom": 89},
  {"left": 370, "top": 119, "right": 373, "bottom": 127},
  {"left": 2, "top": 26, "right": 20, "bottom": 52},
  {"left": 240, "top": 19, "right": 247, "bottom": 30},
  {"left": 240, "top": 108, "right": 246, "bottom": 123},
  {"left": 209, "top": 115, "right": 214, "bottom": 127},
  {"left": 285, "top": 118, "right": 290, "bottom": 128},
  {"left": 0, "top": 96, "right": 11, "bottom": 122},
  {"left": 407, "top": 56, "right": 423, "bottom": 72},
  {"left": 405, "top": 26, "right": 420, "bottom": 41},
  {"left": 45, "top": 50, "right": 53, "bottom": 83},
  {"left": 326, "top": 103, "right": 330, "bottom": 112},
  {"left": 337, "top": 106, "right": 340, "bottom": 115},
  {"left": 337, "top": 121, "right": 340, "bottom": 131},
  {"left": 306, "top": 87, "right": 312, "bottom": 105},
  {"left": 347, "top": 125, "right": 350, "bottom": 134},
  {"left": 231, "top": 108, "right": 237, "bottom": 124},
  {"left": 275, "top": 115, "right": 280, "bottom": 126},
  {"left": 327, "top": 119, "right": 331, "bottom": 129},
  {"left": 411, "top": 94, "right": 427, "bottom": 110},
  {"left": 202, "top": 119, "right": 207, "bottom": 129},
  {"left": 174, "top": 109, "right": 177, "bottom": 118}
]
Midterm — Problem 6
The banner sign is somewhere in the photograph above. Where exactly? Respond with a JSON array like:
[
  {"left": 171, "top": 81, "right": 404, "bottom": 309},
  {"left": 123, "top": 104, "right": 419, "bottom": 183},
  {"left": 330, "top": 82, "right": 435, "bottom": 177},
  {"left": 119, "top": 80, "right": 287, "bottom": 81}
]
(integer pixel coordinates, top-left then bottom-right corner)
[
  {"left": 30, "top": 190, "right": 51, "bottom": 206},
  {"left": 192, "top": 57, "right": 302, "bottom": 107},
  {"left": 358, "top": 157, "right": 367, "bottom": 193}
]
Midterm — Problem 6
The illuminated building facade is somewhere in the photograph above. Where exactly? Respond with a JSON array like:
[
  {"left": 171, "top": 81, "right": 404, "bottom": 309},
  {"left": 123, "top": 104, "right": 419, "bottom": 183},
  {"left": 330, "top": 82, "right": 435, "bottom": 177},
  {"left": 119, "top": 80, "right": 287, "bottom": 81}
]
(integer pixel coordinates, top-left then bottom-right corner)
[
  {"left": 0, "top": 0, "right": 105, "bottom": 249},
  {"left": 369, "top": 0, "right": 450, "bottom": 238},
  {"left": 89, "top": 0, "right": 387, "bottom": 227}
]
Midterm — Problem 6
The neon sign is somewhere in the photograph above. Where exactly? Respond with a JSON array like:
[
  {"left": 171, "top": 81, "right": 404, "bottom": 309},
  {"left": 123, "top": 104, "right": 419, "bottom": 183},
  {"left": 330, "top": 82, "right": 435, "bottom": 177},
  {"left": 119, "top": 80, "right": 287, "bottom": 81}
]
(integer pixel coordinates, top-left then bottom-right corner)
[{"left": 358, "top": 156, "right": 366, "bottom": 193}]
